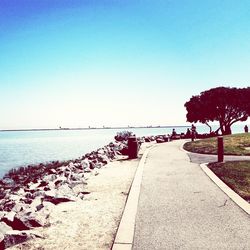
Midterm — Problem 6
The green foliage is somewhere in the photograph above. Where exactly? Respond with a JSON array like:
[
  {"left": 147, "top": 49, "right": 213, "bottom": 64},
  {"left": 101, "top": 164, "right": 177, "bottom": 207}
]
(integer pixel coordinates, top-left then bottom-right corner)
[
  {"left": 114, "top": 131, "right": 133, "bottom": 141},
  {"left": 185, "top": 87, "right": 250, "bottom": 135}
]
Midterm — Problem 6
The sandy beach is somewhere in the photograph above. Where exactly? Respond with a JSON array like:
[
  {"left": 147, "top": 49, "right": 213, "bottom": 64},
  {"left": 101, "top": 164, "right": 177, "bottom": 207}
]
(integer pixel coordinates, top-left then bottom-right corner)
[{"left": 8, "top": 143, "right": 151, "bottom": 250}]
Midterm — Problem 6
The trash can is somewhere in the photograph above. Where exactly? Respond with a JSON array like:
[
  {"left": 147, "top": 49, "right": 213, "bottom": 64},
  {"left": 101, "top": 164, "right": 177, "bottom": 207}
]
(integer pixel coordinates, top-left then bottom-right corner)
[{"left": 128, "top": 136, "right": 138, "bottom": 159}]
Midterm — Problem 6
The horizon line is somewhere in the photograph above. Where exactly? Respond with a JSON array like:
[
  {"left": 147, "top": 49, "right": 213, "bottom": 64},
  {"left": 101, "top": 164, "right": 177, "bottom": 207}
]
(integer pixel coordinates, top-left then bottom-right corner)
[{"left": 0, "top": 125, "right": 191, "bottom": 132}]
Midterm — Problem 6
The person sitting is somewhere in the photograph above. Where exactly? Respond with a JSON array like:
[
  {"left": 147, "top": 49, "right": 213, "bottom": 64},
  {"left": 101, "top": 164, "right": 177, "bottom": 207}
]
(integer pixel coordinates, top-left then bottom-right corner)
[
  {"left": 172, "top": 129, "right": 177, "bottom": 136},
  {"left": 186, "top": 128, "right": 191, "bottom": 138}
]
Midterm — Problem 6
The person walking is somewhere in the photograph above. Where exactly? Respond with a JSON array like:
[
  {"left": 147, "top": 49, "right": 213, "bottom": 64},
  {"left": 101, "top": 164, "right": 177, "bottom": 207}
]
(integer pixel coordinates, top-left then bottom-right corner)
[{"left": 191, "top": 124, "right": 196, "bottom": 141}]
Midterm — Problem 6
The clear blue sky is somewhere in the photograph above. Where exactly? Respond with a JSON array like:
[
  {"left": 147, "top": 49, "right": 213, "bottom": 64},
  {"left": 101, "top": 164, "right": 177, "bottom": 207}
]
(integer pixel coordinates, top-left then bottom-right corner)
[{"left": 1, "top": 0, "right": 250, "bottom": 129}]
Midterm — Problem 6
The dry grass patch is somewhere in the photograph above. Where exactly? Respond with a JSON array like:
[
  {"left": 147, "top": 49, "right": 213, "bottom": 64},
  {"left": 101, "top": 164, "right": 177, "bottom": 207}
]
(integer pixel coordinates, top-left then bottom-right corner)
[
  {"left": 208, "top": 161, "right": 250, "bottom": 202},
  {"left": 183, "top": 133, "right": 250, "bottom": 155}
]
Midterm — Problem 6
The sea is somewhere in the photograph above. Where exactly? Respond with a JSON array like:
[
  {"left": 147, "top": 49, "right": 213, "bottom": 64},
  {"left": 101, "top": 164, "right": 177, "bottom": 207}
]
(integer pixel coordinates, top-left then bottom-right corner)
[{"left": 0, "top": 124, "right": 247, "bottom": 178}]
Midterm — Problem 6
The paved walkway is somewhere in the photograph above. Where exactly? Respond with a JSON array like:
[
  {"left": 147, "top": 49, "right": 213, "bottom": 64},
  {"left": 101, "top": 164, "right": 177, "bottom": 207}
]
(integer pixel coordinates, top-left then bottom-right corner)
[
  {"left": 187, "top": 151, "right": 250, "bottom": 164},
  {"left": 132, "top": 140, "right": 250, "bottom": 250}
]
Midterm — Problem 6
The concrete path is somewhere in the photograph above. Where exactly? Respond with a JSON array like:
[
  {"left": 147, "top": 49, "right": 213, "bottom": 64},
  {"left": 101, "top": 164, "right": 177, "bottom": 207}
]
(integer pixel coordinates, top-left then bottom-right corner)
[
  {"left": 132, "top": 140, "right": 250, "bottom": 250},
  {"left": 187, "top": 151, "right": 250, "bottom": 164}
]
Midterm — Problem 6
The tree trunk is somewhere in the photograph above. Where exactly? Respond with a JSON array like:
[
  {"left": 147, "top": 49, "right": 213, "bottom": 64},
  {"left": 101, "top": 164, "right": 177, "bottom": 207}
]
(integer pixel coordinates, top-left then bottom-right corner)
[
  {"left": 205, "top": 122, "right": 212, "bottom": 133},
  {"left": 224, "top": 125, "right": 232, "bottom": 135}
]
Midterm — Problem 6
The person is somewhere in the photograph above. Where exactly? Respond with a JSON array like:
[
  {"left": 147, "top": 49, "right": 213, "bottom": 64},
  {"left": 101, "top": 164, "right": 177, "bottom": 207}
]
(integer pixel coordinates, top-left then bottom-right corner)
[
  {"left": 191, "top": 124, "right": 197, "bottom": 141},
  {"left": 172, "top": 128, "right": 177, "bottom": 136},
  {"left": 186, "top": 128, "right": 191, "bottom": 138},
  {"left": 244, "top": 125, "right": 248, "bottom": 133}
]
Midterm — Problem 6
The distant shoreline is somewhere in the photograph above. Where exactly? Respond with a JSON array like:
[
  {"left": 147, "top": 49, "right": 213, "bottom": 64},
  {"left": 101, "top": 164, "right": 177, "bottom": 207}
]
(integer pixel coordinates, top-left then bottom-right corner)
[{"left": 0, "top": 125, "right": 190, "bottom": 132}]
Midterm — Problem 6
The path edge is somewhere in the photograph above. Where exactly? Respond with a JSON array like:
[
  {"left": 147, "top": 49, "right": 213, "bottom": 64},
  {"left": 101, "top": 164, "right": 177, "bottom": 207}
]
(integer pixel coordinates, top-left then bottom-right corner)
[
  {"left": 111, "top": 146, "right": 153, "bottom": 250},
  {"left": 200, "top": 163, "right": 250, "bottom": 215}
]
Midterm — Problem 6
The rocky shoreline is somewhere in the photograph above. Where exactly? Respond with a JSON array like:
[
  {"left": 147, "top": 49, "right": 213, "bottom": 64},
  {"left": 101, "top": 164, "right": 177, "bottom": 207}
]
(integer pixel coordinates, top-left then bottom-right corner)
[{"left": 0, "top": 132, "right": 173, "bottom": 249}]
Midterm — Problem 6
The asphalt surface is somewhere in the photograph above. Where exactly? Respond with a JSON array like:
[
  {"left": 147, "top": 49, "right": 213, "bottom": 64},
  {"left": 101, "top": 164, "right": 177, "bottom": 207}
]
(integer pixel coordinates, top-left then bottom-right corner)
[
  {"left": 132, "top": 140, "right": 250, "bottom": 250},
  {"left": 187, "top": 151, "right": 250, "bottom": 164}
]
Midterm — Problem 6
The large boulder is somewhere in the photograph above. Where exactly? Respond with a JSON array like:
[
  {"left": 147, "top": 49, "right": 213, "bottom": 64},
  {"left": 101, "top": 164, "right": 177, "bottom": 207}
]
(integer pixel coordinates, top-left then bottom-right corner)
[
  {"left": 18, "top": 208, "right": 50, "bottom": 228},
  {"left": 3, "top": 230, "right": 41, "bottom": 248},
  {"left": 44, "top": 187, "right": 76, "bottom": 205},
  {"left": 4, "top": 209, "right": 49, "bottom": 231},
  {"left": 1, "top": 211, "right": 16, "bottom": 226}
]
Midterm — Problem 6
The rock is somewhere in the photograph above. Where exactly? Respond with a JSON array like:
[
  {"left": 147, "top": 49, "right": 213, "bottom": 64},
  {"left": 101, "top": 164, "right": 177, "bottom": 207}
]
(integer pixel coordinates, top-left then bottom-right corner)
[
  {"left": 1, "top": 211, "right": 16, "bottom": 225},
  {"left": 2, "top": 210, "right": 39, "bottom": 230},
  {"left": 11, "top": 202, "right": 26, "bottom": 213},
  {"left": 28, "top": 182, "right": 40, "bottom": 191},
  {"left": 35, "top": 203, "right": 44, "bottom": 212},
  {"left": 44, "top": 195, "right": 75, "bottom": 205},
  {"left": 171, "top": 135, "right": 181, "bottom": 140},
  {"left": 0, "top": 233, "right": 4, "bottom": 250},
  {"left": 92, "top": 169, "right": 99, "bottom": 176},
  {"left": 58, "top": 166, "right": 70, "bottom": 174},
  {"left": 94, "top": 162, "right": 103, "bottom": 169},
  {"left": 98, "top": 154, "right": 109, "bottom": 164},
  {"left": 77, "top": 193, "right": 85, "bottom": 200},
  {"left": 30, "top": 197, "right": 43, "bottom": 212},
  {"left": 16, "top": 188, "right": 25, "bottom": 196},
  {"left": 0, "top": 212, "right": 5, "bottom": 221},
  {"left": 57, "top": 184, "right": 74, "bottom": 197},
  {"left": 37, "top": 180, "right": 48, "bottom": 188},
  {"left": 8, "top": 194, "right": 22, "bottom": 203},
  {"left": 156, "top": 138, "right": 165, "bottom": 143},
  {"left": 81, "top": 159, "right": 90, "bottom": 170},
  {"left": 43, "top": 174, "right": 57, "bottom": 182},
  {"left": 20, "top": 198, "right": 33, "bottom": 205},
  {"left": 3, "top": 215, "right": 29, "bottom": 231},
  {"left": 69, "top": 162, "right": 75, "bottom": 169},
  {"left": 0, "top": 222, "right": 12, "bottom": 234},
  {"left": 17, "top": 209, "right": 49, "bottom": 228},
  {"left": 44, "top": 187, "right": 76, "bottom": 205},
  {"left": 0, "top": 190, "right": 6, "bottom": 201},
  {"left": 119, "top": 146, "right": 128, "bottom": 155},
  {"left": 32, "top": 190, "right": 45, "bottom": 199},
  {"left": 4, "top": 208, "right": 49, "bottom": 230},
  {"left": 4, "top": 230, "right": 39, "bottom": 248},
  {"left": 71, "top": 173, "right": 84, "bottom": 182},
  {"left": 47, "top": 168, "right": 57, "bottom": 175},
  {"left": 54, "top": 176, "right": 67, "bottom": 187},
  {"left": 163, "top": 136, "right": 169, "bottom": 142}
]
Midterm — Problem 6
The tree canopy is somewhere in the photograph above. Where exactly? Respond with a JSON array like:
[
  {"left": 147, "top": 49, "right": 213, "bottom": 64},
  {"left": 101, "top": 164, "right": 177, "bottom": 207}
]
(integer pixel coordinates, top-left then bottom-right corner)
[{"left": 184, "top": 87, "right": 250, "bottom": 135}]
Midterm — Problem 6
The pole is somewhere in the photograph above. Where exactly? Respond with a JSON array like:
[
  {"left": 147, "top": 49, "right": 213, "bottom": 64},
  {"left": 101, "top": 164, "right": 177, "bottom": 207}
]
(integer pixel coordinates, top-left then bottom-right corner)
[{"left": 217, "top": 136, "right": 224, "bottom": 162}]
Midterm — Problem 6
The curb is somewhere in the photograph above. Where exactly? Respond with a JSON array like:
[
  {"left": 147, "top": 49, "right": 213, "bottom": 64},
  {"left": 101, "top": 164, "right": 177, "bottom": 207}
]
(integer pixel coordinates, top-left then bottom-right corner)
[
  {"left": 181, "top": 142, "right": 250, "bottom": 215},
  {"left": 112, "top": 146, "right": 152, "bottom": 250},
  {"left": 200, "top": 163, "right": 250, "bottom": 215}
]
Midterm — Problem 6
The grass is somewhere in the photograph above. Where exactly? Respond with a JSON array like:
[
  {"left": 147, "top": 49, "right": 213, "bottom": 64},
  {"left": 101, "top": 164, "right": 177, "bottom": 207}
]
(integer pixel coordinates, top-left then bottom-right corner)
[
  {"left": 183, "top": 133, "right": 250, "bottom": 155},
  {"left": 208, "top": 161, "right": 250, "bottom": 202}
]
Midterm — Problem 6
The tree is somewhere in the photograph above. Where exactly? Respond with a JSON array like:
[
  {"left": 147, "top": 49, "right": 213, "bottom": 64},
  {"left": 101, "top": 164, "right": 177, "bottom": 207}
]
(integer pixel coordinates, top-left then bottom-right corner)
[{"left": 184, "top": 87, "right": 250, "bottom": 135}]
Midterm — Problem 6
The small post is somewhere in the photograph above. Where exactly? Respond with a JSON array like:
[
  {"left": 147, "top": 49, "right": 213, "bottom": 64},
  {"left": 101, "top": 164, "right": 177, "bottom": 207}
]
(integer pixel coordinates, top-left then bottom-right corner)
[{"left": 217, "top": 136, "right": 224, "bottom": 162}]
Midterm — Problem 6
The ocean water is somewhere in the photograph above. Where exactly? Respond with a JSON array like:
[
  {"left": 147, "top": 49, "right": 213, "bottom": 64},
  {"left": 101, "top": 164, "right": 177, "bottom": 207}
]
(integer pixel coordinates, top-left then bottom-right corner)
[{"left": 0, "top": 124, "right": 247, "bottom": 177}]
